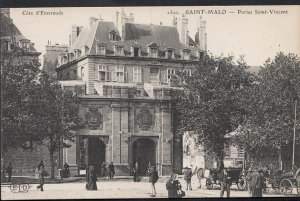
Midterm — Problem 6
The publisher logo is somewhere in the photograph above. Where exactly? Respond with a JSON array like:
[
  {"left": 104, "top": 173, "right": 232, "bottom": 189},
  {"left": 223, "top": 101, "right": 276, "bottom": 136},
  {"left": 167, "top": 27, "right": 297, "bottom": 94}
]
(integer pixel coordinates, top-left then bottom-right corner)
[{"left": 9, "top": 183, "right": 32, "bottom": 193}]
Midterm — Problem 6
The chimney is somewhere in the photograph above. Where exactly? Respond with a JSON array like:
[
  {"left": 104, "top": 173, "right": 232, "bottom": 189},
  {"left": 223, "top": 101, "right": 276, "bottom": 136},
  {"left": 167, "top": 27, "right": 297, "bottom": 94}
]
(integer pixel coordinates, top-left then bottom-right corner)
[
  {"left": 160, "top": 22, "right": 162, "bottom": 25},
  {"left": 90, "top": 16, "right": 98, "bottom": 27},
  {"left": 70, "top": 25, "right": 83, "bottom": 46},
  {"left": 129, "top": 12, "right": 134, "bottom": 23},
  {"left": 177, "top": 14, "right": 188, "bottom": 46},
  {"left": 196, "top": 16, "right": 207, "bottom": 51}
]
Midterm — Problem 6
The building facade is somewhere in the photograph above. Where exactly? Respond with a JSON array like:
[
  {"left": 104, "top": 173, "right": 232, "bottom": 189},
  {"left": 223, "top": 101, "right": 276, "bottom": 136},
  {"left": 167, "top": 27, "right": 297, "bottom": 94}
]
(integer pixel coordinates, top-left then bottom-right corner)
[{"left": 56, "top": 10, "right": 207, "bottom": 176}]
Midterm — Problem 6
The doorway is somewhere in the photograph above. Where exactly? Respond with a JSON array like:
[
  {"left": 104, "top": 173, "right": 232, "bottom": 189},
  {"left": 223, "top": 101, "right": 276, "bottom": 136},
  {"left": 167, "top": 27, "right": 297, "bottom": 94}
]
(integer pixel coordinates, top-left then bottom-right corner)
[
  {"left": 86, "top": 137, "right": 106, "bottom": 175},
  {"left": 133, "top": 138, "right": 156, "bottom": 176}
]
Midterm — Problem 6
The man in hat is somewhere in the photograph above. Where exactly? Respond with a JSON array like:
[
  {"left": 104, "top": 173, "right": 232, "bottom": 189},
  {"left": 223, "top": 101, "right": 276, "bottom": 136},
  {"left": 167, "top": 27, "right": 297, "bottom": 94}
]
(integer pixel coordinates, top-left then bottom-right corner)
[{"left": 249, "top": 168, "right": 264, "bottom": 197}]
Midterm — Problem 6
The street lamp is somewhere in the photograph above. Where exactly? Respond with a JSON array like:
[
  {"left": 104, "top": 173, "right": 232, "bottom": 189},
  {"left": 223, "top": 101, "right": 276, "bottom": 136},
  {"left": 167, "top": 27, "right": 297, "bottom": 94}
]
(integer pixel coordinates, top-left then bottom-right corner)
[{"left": 119, "top": 131, "right": 122, "bottom": 164}]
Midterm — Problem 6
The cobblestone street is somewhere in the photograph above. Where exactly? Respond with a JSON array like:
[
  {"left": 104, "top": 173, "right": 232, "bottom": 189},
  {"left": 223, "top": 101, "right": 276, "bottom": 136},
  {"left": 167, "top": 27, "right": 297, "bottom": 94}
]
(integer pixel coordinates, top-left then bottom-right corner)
[{"left": 1, "top": 177, "right": 291, "bottom": 200}]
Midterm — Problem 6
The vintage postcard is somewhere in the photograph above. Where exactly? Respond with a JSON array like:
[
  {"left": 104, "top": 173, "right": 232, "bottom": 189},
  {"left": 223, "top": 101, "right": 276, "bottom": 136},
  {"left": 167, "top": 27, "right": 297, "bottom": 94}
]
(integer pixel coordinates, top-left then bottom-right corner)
[{"left": 1, "top": 5, "right": 300, "bottom": 199}]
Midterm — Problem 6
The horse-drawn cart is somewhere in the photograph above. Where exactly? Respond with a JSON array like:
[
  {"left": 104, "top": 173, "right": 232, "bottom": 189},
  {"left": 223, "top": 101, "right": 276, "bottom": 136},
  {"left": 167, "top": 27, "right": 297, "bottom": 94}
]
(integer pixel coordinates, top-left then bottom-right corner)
[
  {"left": 206, "top": 167, "right": 247, "bottom": 191},
  {"left": 265, "top": 168, "right": 300, "bottom": 195}
]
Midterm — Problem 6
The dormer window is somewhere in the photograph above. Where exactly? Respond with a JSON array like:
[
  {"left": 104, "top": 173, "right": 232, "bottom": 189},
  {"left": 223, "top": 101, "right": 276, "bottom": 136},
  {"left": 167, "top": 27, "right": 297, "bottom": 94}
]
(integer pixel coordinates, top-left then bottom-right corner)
[
  {"left": 3, "top": 39, "right": 11, "bottom": 51},
  {"left": 131, "top": 46, "right": 141, "bottom": 57},
  {"left": 108, "top": 30, "right": 117, "bottom": 41},
  {"left": 195, "top": 50, "right": 205, "bottom": 60},
  {"left": 113, "top": 45, "right": 124, "bottom": 56},
  {"left": 97, "top": 43, "right": 106, "bottom": 55},
  {"left": 165, "top": 48, "right": 175, "bottom": 59},
  {"left": 68, "top": 53, "right": 74, "bottom": 61},
  {"left": 74, "top": 49, "right": 81, "bottom": 59},
  {"left": 180, "top": 49, "right": 191, "bottom": 60},
  {"left": 147, "top": 42, "right": 159, "bottom": 58},
  {"left": 19, "top": 39, "right": 30, "bottom": 50}
]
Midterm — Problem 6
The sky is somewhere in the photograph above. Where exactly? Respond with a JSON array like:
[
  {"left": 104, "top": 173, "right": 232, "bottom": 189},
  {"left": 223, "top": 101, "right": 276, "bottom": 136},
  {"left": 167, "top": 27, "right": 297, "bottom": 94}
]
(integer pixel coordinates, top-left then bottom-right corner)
[{"left": 9, "top": 6, "right": 300, "bottom": 67}]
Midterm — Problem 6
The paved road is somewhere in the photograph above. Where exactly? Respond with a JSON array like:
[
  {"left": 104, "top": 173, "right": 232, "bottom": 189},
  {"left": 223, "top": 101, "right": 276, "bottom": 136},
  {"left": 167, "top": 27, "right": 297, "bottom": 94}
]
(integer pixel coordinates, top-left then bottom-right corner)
[{"left": 1, "top": 178, "right": 293, "bottom": 200}]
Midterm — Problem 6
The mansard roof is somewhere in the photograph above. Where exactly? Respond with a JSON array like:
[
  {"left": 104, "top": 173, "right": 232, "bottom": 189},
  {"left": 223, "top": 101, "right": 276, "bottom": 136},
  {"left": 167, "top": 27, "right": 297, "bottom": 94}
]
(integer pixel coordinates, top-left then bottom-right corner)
[
  {"left": 69, "top": 20, "right": 201, "bottom": 57},
  {"left": 0, "top": 12, "right": 38, "bottom": 52}
]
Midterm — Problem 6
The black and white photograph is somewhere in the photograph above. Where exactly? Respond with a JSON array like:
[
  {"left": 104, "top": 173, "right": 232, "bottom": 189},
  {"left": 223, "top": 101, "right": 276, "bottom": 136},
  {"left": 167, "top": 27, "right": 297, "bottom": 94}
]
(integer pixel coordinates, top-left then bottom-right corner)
[{"left": 1, "top": 5, "right": 300, "bottom": 199}]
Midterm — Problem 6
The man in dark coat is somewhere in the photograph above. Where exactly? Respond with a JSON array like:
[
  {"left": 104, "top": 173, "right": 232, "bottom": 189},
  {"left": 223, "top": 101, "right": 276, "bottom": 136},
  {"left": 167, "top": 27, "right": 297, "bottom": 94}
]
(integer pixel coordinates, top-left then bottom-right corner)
[
  {"left": 149, "top": 166, "right": 159, "bottom": 197},
  {"left": 37, "top": 166, "right": 45, "bottom": 191},
  {"left": 220, "top": 168, "right": 231, "bottom": 198},
  {"left": 166, "top": 174, "right": 184, "bottom": 198},
  {"left": 38, "top": 161, "right": 45, "bottom": 170},
  {"left": 249, "top": 168, "right": 264, "bottom": 197},
  {"left": 63, "top": 162, "right": 70, "bottom": 178},
  {"left": 108, "top": 162, "right": 115, "bottom": 179},
  {"left": 133, "top": 162, "right": 139, "bottom": 182},
  {"left": 86, "top": 165, "right": 97, "bottom": 190},
  {"left": 1, "top": 161, "right": 7, "bottom": 182},
  {"left": 6, "top": 162, "right": 12, "bottom": 182},
  {"left": 184, "top": 167, "right": 193, "bottom": 191},
  {"left": 197, "top": 167, "right": 204, "bottom": 189}
]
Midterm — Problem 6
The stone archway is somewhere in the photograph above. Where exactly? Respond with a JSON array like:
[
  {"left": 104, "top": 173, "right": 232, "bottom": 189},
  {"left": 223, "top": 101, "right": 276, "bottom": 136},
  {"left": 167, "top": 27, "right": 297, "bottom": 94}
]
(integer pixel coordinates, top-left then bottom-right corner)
[{"left": 132, "top": 138, "right": 156, "bottom": 176}]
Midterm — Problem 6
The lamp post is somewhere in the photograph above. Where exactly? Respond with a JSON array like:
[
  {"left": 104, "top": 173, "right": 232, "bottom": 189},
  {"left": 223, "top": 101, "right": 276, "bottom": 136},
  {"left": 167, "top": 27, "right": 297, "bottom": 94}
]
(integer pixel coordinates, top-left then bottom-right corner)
[{"left": 119, "top": 131, "right": 122, "bottom": 164}]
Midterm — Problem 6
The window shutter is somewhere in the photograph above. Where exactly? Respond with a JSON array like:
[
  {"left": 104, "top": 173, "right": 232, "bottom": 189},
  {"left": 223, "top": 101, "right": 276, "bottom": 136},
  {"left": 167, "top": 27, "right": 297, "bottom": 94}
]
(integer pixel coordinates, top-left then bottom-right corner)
[
  {"left": 106, "top": 71, "right": 111, "bottom": 81},
  {"left": 112, "top": 72, "right": 117, "bottom": 81},
  {"left": 124, "top": 72, "right": 128, "bottom": 82},
  {"left": 164, "top": 74, "right": 168, "bottom": 83}
]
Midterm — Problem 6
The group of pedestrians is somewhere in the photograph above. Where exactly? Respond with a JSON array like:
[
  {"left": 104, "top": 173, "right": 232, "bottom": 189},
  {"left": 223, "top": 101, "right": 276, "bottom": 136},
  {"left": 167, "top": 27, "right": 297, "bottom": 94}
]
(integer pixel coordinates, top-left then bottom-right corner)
[
  {"left": 1, "top": 161, "right": 13, "bottom": 183},
  {"left": 100, "top": 162, "right": 115, "bottom": 179}
]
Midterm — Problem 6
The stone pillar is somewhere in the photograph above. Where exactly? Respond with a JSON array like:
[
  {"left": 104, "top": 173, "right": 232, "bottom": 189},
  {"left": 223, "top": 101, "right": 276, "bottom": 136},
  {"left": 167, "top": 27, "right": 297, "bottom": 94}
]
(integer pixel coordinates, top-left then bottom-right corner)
[
  {"left": 161, "top": 104, "right": 172, "bottom": 175},
  {"left": 63, "top": 138, "right": 79, "bottom": 176}
]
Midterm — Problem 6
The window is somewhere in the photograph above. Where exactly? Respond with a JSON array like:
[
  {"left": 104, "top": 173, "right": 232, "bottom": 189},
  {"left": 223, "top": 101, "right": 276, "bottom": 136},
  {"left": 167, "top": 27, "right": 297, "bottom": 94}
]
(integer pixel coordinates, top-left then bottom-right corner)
[
  {"left": 81, "top": 67, "right": 84, "bottom": 78},
  {"left": 133, "top": 67, "right": 141, "bottom": 82},
  {"left": 97, "top": 44, "right": 106, "bottom": 55},
  {"left": 113, "top": 45, "right": 124, "bottom": 56},
  {"left": 112, "top": 66, "right": 126, "bottom": 82},
  {"left": 150, "top": 67, "right": 159, "bottom": 82},
  {"left": 180, "top": 49, "right": 191, "bottom": 60},
  {"left": 164, "top": 68, "right": 178, "bottom": 83},
  {"left": 108, "top": 32, "right": 117, "bottom": 41},
  {"left": 224, "top": 142, "right": 230, "bottom": 158},
  {"left": 147, "top": 42, "right": 159, "bottom": 58},
  {"left": 95, "top": 65, "right": 110, "bottom": 81},
  {"left": 73, "top": 69, "right": 77, "bottom": 79},
  {"left": 66, "top": 72, "right": 70, "bottom": 80},
  {"left": 184, "top": 69, "right": 192, "bottom": 76},
  {"left": 133, "top": 47, "right": 139, "bottom": 57},
  {"left": 75, "top": 49, "right": 81, "bottom": 59},
  {"left": 238, "top": 146, "right": 244, "bottom": 158}
]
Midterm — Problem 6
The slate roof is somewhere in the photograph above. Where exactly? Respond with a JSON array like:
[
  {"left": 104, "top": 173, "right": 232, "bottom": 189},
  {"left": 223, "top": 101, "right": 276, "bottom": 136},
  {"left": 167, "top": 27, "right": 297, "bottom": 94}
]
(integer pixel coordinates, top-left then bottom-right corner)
[
  {"left": 0, "top": 12, "right": 38, "bottom": 52},
  {"left": 68, "top": 20, "right": 202, "bottom": 58}
]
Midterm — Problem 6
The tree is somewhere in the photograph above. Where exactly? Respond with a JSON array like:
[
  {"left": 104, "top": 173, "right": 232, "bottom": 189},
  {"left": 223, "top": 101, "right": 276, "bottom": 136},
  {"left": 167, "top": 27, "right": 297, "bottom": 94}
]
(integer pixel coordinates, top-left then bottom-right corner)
[
  {"left": 173, "top": 55, "right": 255, "bottom": 164},
  {"left": 1, "top": 45, "right": 41, "bottom": 154},
  {"left": 232, "top": 52, "right": 300, "bottom": 163},
  {"left": 27, "top": 72, "right": 83, "bottom": 179}
]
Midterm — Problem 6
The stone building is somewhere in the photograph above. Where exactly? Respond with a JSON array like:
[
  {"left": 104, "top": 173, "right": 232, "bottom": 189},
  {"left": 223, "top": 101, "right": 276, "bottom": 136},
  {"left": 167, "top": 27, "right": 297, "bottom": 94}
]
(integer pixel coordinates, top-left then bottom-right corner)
[
  {"left": 43, "top": 42, "right": 68, "bottom": 76},
  {"left": 56, "top": 10, "right": 207, "bottom": 176}
]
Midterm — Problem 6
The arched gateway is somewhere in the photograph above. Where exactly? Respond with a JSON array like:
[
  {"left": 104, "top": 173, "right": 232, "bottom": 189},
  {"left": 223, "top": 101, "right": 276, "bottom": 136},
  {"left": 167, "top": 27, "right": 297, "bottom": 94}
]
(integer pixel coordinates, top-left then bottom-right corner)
[
  {"left": 132, "top": 138, "right": 156, "bottom": 176},
  {"left": 85, "top": 137, "right": 106, "bottom": 175}
]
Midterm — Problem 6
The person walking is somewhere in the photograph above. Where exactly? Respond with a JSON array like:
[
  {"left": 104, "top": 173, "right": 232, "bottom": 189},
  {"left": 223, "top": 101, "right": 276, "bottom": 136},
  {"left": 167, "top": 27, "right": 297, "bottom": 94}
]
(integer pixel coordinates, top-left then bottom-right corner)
[
  {"left": 220, "top": 168, "right": 231, "bottom": 198},
  {"left": 101, "top": 162, "right": 107, "bottom": 178},
  {"left": 197, "top": 167, "right": 204, "bottom": 188},
  {"left": 108, "top": 162, "right": 115, "bottom": 179},
  {"left": 184, "top": 167, "right": 193, "bottom": 191},
  {"left": 63, "top": 162, "right": 70, "bottom": 178},
  {"left": 1, "top": 161, "right": 7, "bottom": 183},
  {"left": 6, "top": 162, "right": 12, "bottom": 182},
  {"left": 133, "top": 162, "right": 139, "bottom": 182},
  {"left": 86, "top": 165, "right": 97, "bottom": 190},
  {"left": 166, "top": 173, "right": 184, "bottom": 198},
  {"left": 148, "top": 166, "right": 159, "bottom": 197},
  {"left": 38, "top": 161, "right": 45, "bottom": 170},
  {"left": 249, "top": 168, "right": 264, "bottom": 197},
  {"left": 37, "top": 166, "right": 45, "bottom": 191}
]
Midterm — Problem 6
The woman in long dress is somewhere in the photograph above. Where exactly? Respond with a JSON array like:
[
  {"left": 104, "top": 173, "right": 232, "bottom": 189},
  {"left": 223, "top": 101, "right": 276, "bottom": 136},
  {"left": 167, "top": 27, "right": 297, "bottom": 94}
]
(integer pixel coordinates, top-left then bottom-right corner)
[{"left": 86, "top": 165, "right": 97, "bottom": 190}]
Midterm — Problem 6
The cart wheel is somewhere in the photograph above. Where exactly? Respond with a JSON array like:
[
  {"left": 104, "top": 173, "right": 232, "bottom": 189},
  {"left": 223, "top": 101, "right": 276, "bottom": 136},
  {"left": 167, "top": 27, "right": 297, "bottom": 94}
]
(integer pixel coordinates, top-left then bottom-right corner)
[
  {"left": 280, "top": 179, "right": 293, "bottom": 195},
  {"left": 206, "top": 178, "right": 214, "bottom": 190},
  {"left": 237, "top": 177, "right": 247, "bottom": 191}
]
